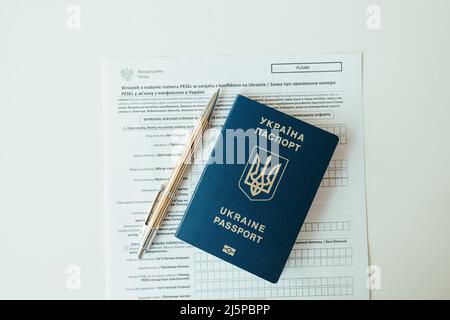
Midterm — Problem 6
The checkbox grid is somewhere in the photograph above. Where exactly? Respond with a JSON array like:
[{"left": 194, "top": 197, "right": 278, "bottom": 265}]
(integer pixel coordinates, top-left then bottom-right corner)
[
  {"left": 193, "top": 253, "right": 353, "bottom": 299},
  {"left": 321, "top": 159, "right": 348, "bottom": 187},
  {"left": 318, "top": 124, "right": 347, "bottom": 144},
  {"left": 287, "top": 247, "right": 353, "bottom": 267},
  {"left": 301, "top": 221, "right": 350, "bottom": 232}
]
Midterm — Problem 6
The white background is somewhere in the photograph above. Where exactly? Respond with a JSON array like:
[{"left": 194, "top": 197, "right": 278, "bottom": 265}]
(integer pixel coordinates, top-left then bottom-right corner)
[{"left": 1, "top": 0, "right": 449, "bottom": 299}]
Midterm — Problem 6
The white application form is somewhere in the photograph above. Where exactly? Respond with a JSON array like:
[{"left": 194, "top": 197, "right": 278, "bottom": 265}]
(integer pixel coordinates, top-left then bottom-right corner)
[{"left": 104, "top": 54, "right": 368, "bottom": 299}]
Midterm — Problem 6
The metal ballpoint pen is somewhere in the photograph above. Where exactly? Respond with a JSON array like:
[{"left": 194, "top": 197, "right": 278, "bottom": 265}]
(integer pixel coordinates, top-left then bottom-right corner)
[{"left": 137, "top": 89, "right": 220, "bottom": 259}]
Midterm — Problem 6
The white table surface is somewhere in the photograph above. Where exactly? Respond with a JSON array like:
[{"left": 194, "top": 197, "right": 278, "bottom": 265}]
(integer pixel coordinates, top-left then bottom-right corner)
[{"left": 1, "top": 0, "right": 449, "bottom": 299}]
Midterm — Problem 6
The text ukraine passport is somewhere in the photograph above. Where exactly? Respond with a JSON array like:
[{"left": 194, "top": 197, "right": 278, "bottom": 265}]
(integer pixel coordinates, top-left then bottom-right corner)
[{"left": 176, "top": 95, "right": 338, "bottom": 283}]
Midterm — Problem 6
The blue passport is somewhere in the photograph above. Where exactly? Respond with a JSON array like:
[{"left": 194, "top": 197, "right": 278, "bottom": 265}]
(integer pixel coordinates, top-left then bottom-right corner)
[{"left": 175, "top": 95, "right": 338, "bottom": 283}]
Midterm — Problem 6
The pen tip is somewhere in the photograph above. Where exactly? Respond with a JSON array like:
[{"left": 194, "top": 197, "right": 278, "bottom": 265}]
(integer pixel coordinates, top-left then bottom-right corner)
[
  {"left": 200, "top": 89, "right": 219, "bottom": 121},
  {"left": 137, "top": 247, "right": 145, "bottom": 260}
]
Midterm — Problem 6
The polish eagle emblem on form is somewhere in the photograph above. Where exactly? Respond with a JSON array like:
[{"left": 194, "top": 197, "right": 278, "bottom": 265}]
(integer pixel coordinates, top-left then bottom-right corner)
[{"left": 120, "top": 68, "right": 133, "bottom": 81}]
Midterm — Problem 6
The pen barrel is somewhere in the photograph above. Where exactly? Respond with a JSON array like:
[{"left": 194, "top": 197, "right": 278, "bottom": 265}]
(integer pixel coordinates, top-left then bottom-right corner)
[{"left": 147, "top": 118, "right": 209, "bottom": 228}]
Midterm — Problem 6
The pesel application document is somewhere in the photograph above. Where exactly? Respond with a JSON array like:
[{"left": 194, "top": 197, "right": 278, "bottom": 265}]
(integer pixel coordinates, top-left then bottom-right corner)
[{"left": 103, "top": 54, "right": 368, "bottom": 299}]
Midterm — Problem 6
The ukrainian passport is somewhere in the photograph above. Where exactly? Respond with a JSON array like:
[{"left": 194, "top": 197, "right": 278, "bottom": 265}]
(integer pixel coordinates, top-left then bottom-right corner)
[{"left": 175, "top": 95, "right": 338, "bottom": 283}]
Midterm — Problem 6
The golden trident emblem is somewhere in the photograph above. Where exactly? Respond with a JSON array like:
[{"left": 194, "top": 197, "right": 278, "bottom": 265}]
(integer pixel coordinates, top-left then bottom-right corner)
[{"left": 244, "top": 154, "right": 282, "bottom": 196}]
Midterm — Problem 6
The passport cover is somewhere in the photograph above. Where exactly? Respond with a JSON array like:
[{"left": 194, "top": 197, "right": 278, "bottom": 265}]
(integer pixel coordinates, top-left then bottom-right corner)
[{"left": 175, "top": 95, "right": 338, "bottom": 283}]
